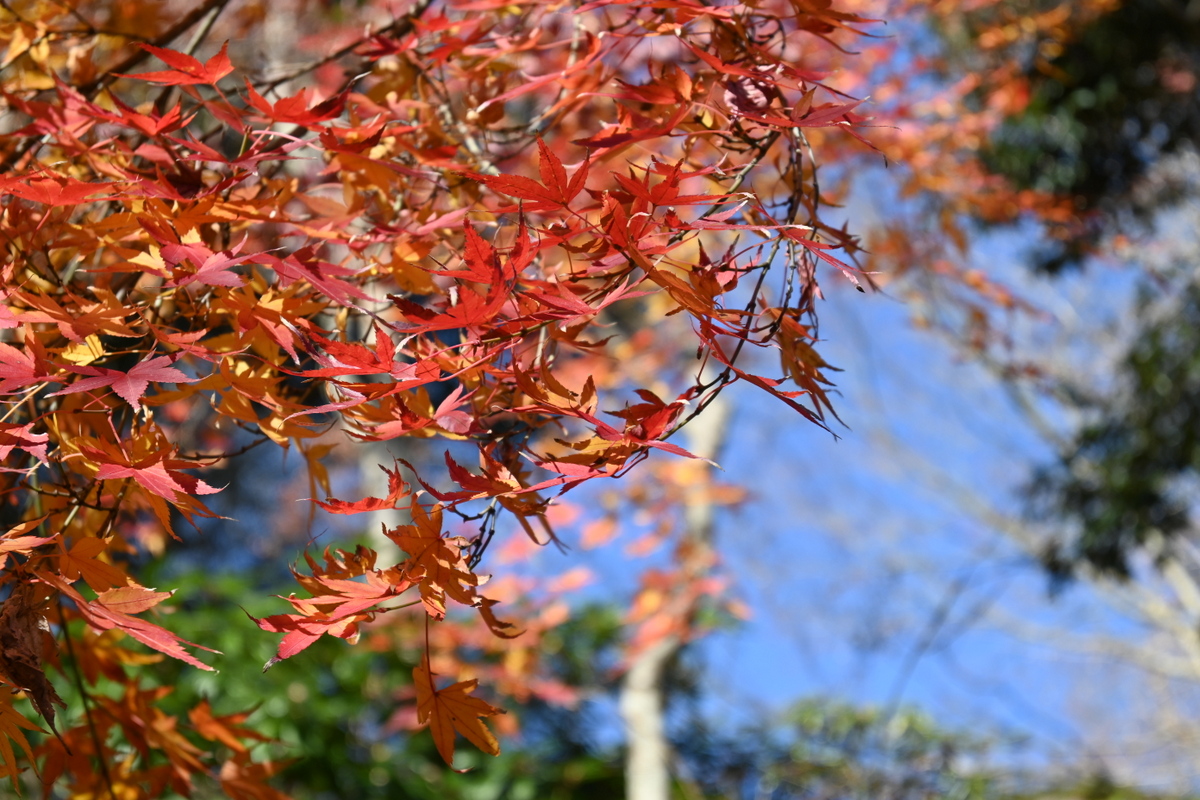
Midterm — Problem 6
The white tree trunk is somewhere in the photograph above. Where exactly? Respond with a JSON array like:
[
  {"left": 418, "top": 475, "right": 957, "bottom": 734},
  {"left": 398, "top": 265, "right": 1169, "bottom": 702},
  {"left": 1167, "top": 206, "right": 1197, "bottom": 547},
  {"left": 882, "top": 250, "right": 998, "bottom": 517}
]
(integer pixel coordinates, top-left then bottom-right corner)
[
  {"left": 620, "top": 637, "right": 677, "bottom": 800},
  {"left": 620, "top": 386, "right": 731, "bottom": 800}
]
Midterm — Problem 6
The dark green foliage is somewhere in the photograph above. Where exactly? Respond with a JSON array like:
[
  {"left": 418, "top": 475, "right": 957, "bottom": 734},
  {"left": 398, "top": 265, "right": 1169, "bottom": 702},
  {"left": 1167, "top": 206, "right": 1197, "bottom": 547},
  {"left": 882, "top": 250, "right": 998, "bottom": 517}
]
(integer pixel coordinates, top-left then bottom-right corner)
[
  {"left": 982, "top": 0, "right": 1200, "bottom": 271},
  {"left": 988, "top": 1, "right": 1200, "bottom": 196},
  {"left": 1032, "top": 284, "right": 1200, "bottom": 578}
]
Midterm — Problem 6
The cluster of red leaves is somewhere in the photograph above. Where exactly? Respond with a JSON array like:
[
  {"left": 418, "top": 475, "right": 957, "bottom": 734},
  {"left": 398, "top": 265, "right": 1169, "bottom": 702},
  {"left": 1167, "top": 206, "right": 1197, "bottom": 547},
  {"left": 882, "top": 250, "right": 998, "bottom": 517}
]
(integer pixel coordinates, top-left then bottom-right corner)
[{"left": 0, "top": 0, "right": 877, "bottom": 790}]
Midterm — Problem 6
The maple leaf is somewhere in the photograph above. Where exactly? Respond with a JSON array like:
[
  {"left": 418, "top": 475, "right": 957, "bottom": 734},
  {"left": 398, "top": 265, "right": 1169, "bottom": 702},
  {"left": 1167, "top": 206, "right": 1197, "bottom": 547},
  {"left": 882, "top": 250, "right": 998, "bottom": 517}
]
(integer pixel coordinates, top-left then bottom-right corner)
[
  {"left": 430, "top": 384, "right": 476, "bottom": 436},
  {"left": 49, "top": 354, "right": 196, "bottom": 411},
  {"left": 573, "top": 104, "right": 690, "bottom": 150},
  {"left": 791, "top": 98, "right": 869, "bottom": 128},
  {"left": 517, "top": 456, "right": 613, "bottom": 495},
  {"left": 0, "top": 692, "right": 41, "bottom": 790},
  {"left": 0, "top": 581, "right": 65, "bottom": 741},
  {"left": 161, "top": 235, "right": 255, "bottom": 288},
  {"left": 387, "top": 503, "right": 480, "bottom": 617},
  {"left": 259, "top": 247, "right": 369, "bottom": 306},
  {"left": 92, "top": 455, "right": 221, "bottom": 501},
  {"left": 244, "top": 82, "right": 349, "bottom": 125},
  {"left": 219, "top": 753, "right": 294, "bottom": 800},
  {"left": 123, "top": 42, "right": 234, "bottom": 86},
  {"left": 223, "top": 284, "right": 322, "bottom": 362},
  {"left": 86, "top": 684, "right": 206, "bottom": 793},
  {"left": 782, "top": 228, "right": 873, "bottom": 290},
  {"left": 460, "top": 139, "right": 588, "bottom": 211},
  {"left": 44, "top": 573, "right": 218, "bottom": 671},
  {"left": 316, "top": 462, "right": 411, "bottom": 515},
  {"left": 0, "top": 517, "right": 55, "bottom": 570},
  {"left": 5, "top": 174, "right": 116, "bottom": 206},
  {"left": 294, "top": 324, "right": 407, "bottom": 379},
  {"left": 0, "top": 287, "right": 54, "bottom": 330},
  {"left": 0, "top": 338, "right": 51, "bottom": 394},
  {"left": 537, "top": 138, "right": 588, "bottom": 206},
  {"left": 96, "top": 586, "right": 174, "bottom": 615},
  {"left": 414, "top": 657, "right": 504, "bottom": 768},
  {"left": 77, "top": 441, "right": 221, "bottom": 538},
  {"left": 248, "top": 611, "right": 327, "bottom": 668},
  {"left": 441, "top": 450, "right": 522, "bottom": 501},
  {"left": 170, "top": 127, "right": 309, "bottom": 169},
  {"left": 0, "top": 422, "right": 48, "bottom": 471},
  {"left": 251, "top": 549, "right": 413, "bottom": 669},
  {"left": 249, "top": 592, "right": 387, "bottom": 670},
  {"left": 59, "top": 537, "right": 129, "bottom": 592},
  {"left": 190, "top": 700, "right": 270, "bottom": 753},
  {"left": 19, "top": 290, "right": 140, "bottom": 342},
  {"left": 697, "top": 318, "right": 829, "bottom": 429},
  {"left": 101, "top": 96, "right": 196, "bottom": 136}
]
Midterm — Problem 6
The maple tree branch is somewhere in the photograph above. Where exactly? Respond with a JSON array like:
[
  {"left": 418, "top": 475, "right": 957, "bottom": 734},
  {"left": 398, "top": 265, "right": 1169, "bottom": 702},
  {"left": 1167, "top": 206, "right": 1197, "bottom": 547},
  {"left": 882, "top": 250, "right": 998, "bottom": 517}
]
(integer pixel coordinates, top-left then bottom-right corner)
[
  {"left": 26, "top": 487, "right": 107, "bottom": 510},
  {"left": 465, "top": 500, "right": 500, "bottom": 569},
  {"left": 880, "top": 550, "right": 991, "bottom": 723},
  {"left": 176, "top": 434, "right": 271, "bottom": 463},
  {"left": 44, "top": 0, "right": 99, "bottom": 38},
  {"left": 667, "top": 134, "right": 790, "bottom": 432},
  {"left": 93, "top": 479, "right": 132, "bottom": 540}
]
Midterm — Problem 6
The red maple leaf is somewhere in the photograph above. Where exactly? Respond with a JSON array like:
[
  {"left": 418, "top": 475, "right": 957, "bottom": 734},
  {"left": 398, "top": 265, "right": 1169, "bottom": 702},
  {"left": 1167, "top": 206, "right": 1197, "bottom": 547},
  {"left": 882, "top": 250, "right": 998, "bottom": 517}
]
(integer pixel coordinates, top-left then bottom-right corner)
[
  {"left": 6, "top": 175, "right": 116, "bottom": 207},
  {"left": 259, "top": 247, "right": 369, "bottom": 306},
  {"left": 316, "top": 462, "right": 411, "bottom": 515},
  {"left": 460, "top": 138, "right": 587, "bottom": 210},
  {"left": 122, "top": 42, "right": 234, "bottom": 86},
  {"left": 0, "top": 423, "right": 48, "bottom": 471},
  {"left": 42, "top": 573, "right": 217, "bottom": 670},
  {"left": 249, "top": 566, "right": 411, "bottom": 670},
  {"left": 49, "top": 354, "right": 196, "bottom": 412},
  {"left": 101, "top": 96, "right": 196, "bottom": 136},
  {"left": 90, "top": 455, "right": 220, "bottom": 503},
  {"left": 244, "top": 82, "right": 349, "bottom": 126},
  {"left": 0, "top": 340, "right": 50, "bottom": 394},
  {"left": 161, "top": 236, "right": 255, "bottom": 288}
]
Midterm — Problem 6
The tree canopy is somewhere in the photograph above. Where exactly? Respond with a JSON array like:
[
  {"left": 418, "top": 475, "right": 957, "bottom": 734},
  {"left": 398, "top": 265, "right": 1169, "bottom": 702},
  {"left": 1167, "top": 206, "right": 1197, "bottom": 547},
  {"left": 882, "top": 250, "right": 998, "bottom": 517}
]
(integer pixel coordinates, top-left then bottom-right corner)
[{"left": 0, "top": 0, "right": 879, "bottom": 793}]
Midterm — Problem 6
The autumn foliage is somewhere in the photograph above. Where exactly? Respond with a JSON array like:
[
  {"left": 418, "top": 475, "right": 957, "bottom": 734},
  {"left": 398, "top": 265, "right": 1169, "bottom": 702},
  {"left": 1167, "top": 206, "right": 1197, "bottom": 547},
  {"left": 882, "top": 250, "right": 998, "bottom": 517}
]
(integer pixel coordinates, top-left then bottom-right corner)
[{"left": 0, "top": 0, "right": 900, "bottom": 793}]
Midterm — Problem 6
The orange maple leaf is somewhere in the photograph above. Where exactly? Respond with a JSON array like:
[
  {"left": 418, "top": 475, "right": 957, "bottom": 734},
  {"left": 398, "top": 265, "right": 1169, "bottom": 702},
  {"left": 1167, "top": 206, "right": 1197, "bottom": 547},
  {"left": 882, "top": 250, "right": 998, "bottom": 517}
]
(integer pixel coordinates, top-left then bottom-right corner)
[
  {"left": 0, "top": 692, "right": 41, "bottom": 790},
  {"left": 414, "top": 657, "right": 504, "bottom": 768},
  {"left": 388, "top": 502, "right": 480, "bottom": 617}
]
